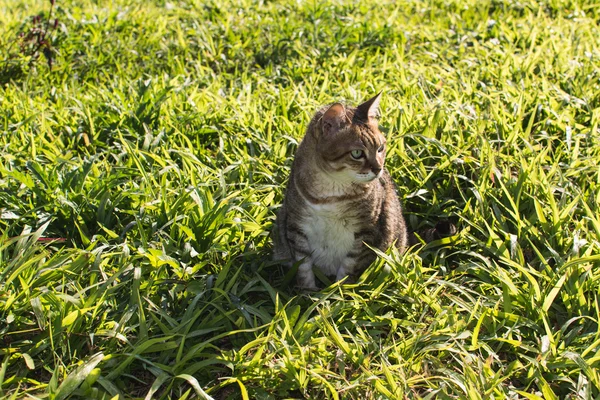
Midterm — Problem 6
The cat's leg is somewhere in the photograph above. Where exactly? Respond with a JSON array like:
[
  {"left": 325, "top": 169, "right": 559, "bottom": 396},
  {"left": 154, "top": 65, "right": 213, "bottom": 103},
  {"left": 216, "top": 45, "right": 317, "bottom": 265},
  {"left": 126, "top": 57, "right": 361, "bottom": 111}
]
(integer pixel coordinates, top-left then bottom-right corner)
[
  {"left": 335, "top": 237, "right": 377, "bottom": 282},
  {"left": 296, "top": 256, "right": 317, "bottom": 290},
  {"left": 296, "top": 253, "right": 318, "bottom": 291},
  {"left": 277, "top": 248, "right": 317, "bottom": 290},
  {"left": 335, "top": 257, "right": 356, "bottom": 282},
  {"left": 286, "top": 229, "right": 318, "bottom": 290}
]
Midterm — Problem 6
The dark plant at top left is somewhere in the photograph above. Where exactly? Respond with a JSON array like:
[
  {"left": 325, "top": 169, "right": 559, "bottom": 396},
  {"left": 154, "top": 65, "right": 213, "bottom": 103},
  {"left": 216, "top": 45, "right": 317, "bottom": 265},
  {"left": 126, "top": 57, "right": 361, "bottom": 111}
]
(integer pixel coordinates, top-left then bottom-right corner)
[{"left": 0, "top": 0, "right": 61, "bottom": 85}]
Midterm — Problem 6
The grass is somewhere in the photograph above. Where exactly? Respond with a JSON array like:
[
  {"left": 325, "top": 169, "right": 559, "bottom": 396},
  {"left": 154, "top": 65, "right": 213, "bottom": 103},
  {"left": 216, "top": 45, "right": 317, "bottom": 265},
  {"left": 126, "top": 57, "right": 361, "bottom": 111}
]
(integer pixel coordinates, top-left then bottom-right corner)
[{"left": 1, "top": 0, "right": 599, "bottom": 398}]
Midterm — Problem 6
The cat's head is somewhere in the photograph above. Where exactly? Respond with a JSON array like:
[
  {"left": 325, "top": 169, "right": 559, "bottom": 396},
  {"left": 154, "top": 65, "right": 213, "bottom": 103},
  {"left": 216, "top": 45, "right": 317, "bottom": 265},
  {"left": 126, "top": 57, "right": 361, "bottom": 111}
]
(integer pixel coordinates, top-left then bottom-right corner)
[{"left": 315, "top": 93, "right": 387, "bottom": 183}]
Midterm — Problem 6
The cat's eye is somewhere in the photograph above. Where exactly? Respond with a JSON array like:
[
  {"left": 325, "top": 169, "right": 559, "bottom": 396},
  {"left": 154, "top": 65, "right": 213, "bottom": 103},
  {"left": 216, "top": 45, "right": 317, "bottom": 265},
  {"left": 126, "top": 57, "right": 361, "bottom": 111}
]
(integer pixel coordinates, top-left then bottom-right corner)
[
  {"left": 377, "top": 145, "right": 385, "bottom": 153},
  {"left": 350, "top": 150, "right": 365, "bottom": 160}
]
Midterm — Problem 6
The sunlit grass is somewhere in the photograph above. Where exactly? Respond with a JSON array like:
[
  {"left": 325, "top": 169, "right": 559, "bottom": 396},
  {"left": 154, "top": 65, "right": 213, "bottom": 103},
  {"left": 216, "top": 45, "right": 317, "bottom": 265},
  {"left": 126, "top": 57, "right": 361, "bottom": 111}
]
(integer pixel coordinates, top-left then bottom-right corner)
[{"left": 1, "top": 0, "right": 599, "bottom": 398}]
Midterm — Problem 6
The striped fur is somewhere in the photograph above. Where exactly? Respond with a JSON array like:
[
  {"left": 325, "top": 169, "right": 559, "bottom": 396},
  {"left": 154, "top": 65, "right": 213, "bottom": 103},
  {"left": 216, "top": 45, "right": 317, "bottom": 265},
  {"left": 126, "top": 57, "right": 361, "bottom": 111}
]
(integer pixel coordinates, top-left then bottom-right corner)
[{"left": 274, "top": 94, "right": 408, "bottom": 289}]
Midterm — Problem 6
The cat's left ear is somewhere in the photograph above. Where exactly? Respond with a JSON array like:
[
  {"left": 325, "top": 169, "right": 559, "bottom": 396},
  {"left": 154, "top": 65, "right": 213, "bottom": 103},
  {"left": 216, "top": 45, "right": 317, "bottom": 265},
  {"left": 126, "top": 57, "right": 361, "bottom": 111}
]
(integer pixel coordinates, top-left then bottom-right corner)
[{"left": 355, "top": 92, "right": 382, "bottom": 121}]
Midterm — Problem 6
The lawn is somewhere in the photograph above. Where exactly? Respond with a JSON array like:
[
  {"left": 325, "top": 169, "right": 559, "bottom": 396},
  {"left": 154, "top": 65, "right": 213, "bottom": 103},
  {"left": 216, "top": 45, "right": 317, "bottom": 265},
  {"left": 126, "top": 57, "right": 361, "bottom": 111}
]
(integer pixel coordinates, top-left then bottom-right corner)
[{"left": 1, "top": 0, "right": 599, "bottom": 398}]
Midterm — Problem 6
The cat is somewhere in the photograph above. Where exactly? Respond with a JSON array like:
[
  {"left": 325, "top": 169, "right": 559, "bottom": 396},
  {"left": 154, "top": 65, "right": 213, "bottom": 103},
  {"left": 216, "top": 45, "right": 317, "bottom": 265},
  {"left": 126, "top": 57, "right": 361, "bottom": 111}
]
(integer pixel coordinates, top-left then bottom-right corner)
[{"left": 273, "top": 93, "right": 409, "bottom": 290}]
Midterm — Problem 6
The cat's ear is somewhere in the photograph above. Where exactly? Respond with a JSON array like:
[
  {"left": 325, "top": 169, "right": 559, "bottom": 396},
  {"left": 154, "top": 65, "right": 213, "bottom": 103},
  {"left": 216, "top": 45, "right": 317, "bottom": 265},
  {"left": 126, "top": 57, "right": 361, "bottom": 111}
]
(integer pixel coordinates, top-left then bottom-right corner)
[
  {"left": 322, "top": 103, "right": 346, "bottom": 135},
  {"left": 355, "top": 92, "right": 382, "bottom": 121}
]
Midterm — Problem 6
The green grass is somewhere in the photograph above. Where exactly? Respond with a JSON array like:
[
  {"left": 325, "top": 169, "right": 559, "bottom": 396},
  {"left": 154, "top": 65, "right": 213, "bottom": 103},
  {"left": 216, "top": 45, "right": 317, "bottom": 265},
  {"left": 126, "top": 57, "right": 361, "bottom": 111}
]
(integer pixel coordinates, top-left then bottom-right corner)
[{"left": 1, "top": 0, "right": 600, "bottom": 398}]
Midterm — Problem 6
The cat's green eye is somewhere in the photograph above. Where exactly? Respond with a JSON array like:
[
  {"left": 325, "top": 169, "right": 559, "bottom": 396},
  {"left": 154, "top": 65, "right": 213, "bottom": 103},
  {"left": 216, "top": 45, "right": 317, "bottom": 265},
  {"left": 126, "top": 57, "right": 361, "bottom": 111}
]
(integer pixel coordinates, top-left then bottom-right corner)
[{"left": 350, "top": 150, "right": 365, "bottom": 160}]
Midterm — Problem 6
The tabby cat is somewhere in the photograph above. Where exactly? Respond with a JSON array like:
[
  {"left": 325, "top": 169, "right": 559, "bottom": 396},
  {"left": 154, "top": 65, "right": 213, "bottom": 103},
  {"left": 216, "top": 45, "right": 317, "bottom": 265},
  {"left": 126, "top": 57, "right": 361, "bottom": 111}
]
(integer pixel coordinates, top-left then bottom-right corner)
[{"left": 274, "top": 93, "right": 408, "bottom": 289}]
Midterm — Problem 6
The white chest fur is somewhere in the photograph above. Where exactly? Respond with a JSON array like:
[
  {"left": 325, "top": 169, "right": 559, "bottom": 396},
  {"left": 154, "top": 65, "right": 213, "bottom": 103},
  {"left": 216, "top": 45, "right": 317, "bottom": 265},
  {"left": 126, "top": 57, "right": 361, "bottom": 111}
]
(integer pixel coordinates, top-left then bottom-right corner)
[{"left": 299, "top": 202, "right": 355, "bottom": 276}]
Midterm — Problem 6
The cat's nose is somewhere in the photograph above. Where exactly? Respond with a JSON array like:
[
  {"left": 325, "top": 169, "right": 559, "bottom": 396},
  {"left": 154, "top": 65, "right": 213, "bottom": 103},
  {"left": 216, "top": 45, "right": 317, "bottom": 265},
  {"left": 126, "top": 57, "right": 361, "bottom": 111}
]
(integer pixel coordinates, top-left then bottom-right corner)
[{"left": 371, "top": 166, "right": 382, "bottom": 175}]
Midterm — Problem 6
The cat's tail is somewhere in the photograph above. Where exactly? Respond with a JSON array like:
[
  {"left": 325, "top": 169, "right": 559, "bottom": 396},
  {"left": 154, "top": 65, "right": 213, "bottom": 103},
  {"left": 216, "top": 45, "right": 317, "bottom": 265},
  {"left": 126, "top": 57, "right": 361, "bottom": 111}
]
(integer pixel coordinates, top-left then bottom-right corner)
[{"left": 408, "top": 221, "right": 457, "bottom": 246}]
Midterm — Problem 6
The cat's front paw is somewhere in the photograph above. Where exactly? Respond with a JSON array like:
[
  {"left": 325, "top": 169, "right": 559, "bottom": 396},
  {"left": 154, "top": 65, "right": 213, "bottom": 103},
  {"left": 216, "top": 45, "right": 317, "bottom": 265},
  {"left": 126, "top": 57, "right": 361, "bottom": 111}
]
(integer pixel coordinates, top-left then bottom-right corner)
[
  {"left": 297, "top": 283, "right": 319, "bottom": 292},
  {"left": 297, "top": 264, "right": 318, "bottom": 291},
  {"left": 296, "top": 275, "right": 319, "bottom": 291},
  {"left": 335, "top": 267, "right": 349, "bottom": 282}
]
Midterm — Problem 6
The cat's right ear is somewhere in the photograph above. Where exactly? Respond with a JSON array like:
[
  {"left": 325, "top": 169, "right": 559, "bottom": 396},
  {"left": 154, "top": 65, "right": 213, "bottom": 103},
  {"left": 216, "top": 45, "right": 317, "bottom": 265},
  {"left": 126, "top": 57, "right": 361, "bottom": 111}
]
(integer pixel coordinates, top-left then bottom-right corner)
[{"left": 322, "top": 103, "right": 346, "bottom": 135}]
